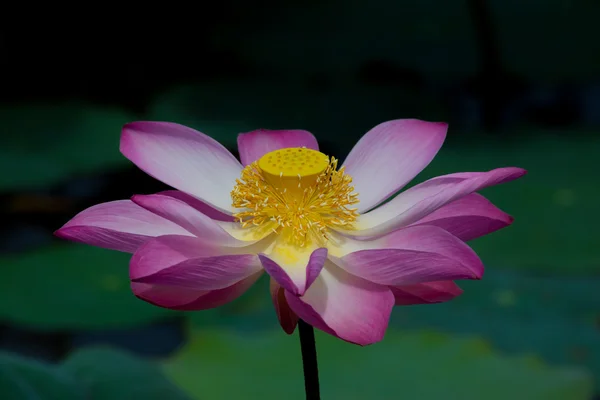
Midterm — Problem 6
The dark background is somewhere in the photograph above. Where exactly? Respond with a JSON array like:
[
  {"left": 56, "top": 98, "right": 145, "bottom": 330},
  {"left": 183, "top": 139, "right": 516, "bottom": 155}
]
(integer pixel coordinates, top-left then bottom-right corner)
[{"left": 1, "top": 1, "right": 599, "bottom": 399}]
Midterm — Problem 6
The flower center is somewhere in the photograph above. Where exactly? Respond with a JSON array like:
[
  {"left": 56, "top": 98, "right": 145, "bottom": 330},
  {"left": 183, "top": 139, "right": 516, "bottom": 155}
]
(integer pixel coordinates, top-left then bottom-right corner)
[{"left": 231, "top": 147, "right": 359, "bottom": 247}]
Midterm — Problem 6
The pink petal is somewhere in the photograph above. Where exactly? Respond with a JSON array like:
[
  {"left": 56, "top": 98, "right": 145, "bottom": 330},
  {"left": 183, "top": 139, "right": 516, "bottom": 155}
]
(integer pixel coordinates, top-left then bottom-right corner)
[
  {"left": 157, "top": 190, "right": 234, "bottom": 222},
  {"left": 409, "top": 193, "right": 513, "bottom": 241},
  {"left": 132, "top": 271, "right": 263, "bottom": 311},
  {"left": 129, "top": 235, "right": 215, "bottom": 279},
  {"left": 348, "top": 167, "right": 526, "bottom": 237},
  {"left": 131, "top": 193, "right": 249, "bottom": 246},
  {"left": 134, "top": 254, "right": 260, "bottom": 290},
  {"left": 285, "top": 261, "right": 395, "bottom": 346},
  {"left": 130, "top": 235, "right": 262, "bottom": 290},
  {"left": 270, "top": 279, "right": 299, "bottom": 334},
  {"left": 237, "top": 129, "right": 319, "bottom": 166},
  {"left": 342, "top": 119, "right": 447, "bottom": 213},
  {"left": 175, "top": 271, "right": 263, "bottom": 311},
  {"left": 54, "top": 200, "right": 192, "bottom": 253},
  {"left": 120, "top": 122, "right": 242, "bottom": 213},
  {"left": 331, "top": 225, "right": 483, "bottom": 286},
  {"left": 391, "top": 281, "right": 463, "bottom": 305},
  {"left": 131, "top": 282, "right": 210, "bottom": 308},
  {"left": 258, "top": 247, "right": 327, "bottom": 295}
]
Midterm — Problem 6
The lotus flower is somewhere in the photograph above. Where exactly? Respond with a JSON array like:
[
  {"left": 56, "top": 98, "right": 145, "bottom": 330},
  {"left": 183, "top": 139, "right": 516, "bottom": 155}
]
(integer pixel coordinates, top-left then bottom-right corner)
[{"left": 56, "top": 120, "right": 525, "bottom": 345}]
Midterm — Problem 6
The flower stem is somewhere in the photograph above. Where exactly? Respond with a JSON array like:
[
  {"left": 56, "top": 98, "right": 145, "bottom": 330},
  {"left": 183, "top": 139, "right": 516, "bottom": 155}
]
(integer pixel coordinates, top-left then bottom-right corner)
[{"left": 298, "top": 319, "right": 321, "bottom": 400}]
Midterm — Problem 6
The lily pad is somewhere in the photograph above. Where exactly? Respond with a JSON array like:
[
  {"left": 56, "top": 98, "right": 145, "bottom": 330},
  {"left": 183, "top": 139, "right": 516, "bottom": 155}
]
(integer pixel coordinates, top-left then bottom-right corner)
[
  {"left": 61, "top": 347, "right": 191, "bottom": 400},
  {"left": 0, "top": 245, "right": 176, "bottom": 330},
  {"left": 391, "top": 267, "right": 600, "bottom": 391},
  {"left": 0, "top": 352, "right": 83, "bottom": 400},
  {"left": 0, "top": 103, "right": 135, "bottom": 191},
  {"left": 0, "top": 347, "right": 191, "bottom": 400},
  {"left": 164, "top": 329, "right": 593, "bottom": 400}
]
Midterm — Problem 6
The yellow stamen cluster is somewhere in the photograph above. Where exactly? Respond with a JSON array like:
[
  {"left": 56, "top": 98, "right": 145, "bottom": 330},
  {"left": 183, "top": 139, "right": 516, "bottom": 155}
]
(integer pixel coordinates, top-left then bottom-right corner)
[{"left": 231, "top": 147, "right": 359, "bottom": 247}]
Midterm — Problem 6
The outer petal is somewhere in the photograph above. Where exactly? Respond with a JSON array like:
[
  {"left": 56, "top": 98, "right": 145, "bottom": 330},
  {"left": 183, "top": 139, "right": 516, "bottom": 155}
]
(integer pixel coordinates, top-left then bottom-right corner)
[
  {"left": 54, "top": 200, "right": 192, "bottom": 253},
  {"left": 391, "top": 281, "right": 463, "bottom": 305},
  {"left": 157, "top": 190, "right": 233, "bottom": 222},
  {"left": 259, "top": 245, "right": 327, "bottom": 296},
  {"left": 134, "top": 254, "right": 261, "bottom": 290},
  {"left": 130, "top": 235, "right": 263, "bottom": 290},
  {"left": 270, "top": 279, "right": 299, "bottom": 334},
  {"left": 342, "top": 119, "right": 447, "bottom": 213},
  {"left": 237, "top": 129, "right": 319, "bottom": 166},
  {"left": 131, "top": 282, "right": 210, "bottom": 309},
  {"left": 132, "top": 271, "right": 263, "bottom": 311},
  {"left": 120, "top": 122, "right": 242, "bottom": 213},
  {"left": 409, "top": 193, "right": 513, "bottom": 241},
  {"left": 132, "top": 193, "right": 254, "bottom": 246},
  {"left": 344, "top": 167, "right": 526, "bottom": 238},
  {"left": 175, "top": 271, "right": 263, "bottom": 310},
  {"left": 329, "top": 225, "right": 484, "bottom": 286},
  {"left": 285, "top": 261, "right": 394, "bottom": 346}
]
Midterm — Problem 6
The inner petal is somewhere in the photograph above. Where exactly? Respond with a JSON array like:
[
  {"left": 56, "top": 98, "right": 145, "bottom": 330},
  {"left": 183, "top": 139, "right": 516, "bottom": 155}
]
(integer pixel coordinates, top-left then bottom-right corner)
[{"left": 259, "top": 239, "right": 327, "bottom": 295}]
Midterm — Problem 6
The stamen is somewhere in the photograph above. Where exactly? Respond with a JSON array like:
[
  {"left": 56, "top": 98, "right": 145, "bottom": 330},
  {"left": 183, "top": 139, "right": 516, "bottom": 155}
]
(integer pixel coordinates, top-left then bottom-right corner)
[{"left": 230, "top": 147, "right": 360, "bottom": 246}]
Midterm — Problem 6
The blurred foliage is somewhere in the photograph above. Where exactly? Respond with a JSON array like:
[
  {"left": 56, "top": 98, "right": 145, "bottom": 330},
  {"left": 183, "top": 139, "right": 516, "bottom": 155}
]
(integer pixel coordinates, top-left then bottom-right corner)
[
  {"left": 61, "top": 347, "right": 190, "bottom": 399},
  {"left": 164, "top": 329, "right": 593, "bottom": 400},
  {"left": 419, "top": 133, "right": 599, "bottom": 274},
  {"left": 392, "top": 269, "right": 600, "bottom": 388},
  {"left": 0, "top": 352, "right": 82, "bottom": 400},
  {"left": 489, "top": 0, "right": 600, "bottom": 83},
  {"left": 211, "top": 0, "right": 477, "bottom": 80},
  {"left": 149, "top": 81, "right": 448, "bottom": 153},
  {"left": 0, "top": 348, "right": 190, "bottom": 400},
  {"left": 0, "top": 246, "right": 175, "bottom": 330},
  {"left": 211, "top": 0, "right": 600, "bottom": 83},
  {"left": 0, "top": 103, "right": 135, "bottom": 191},
  {"left": 188, "top": 267, "right": 600, "bottom": 388},
  {"left": 150, "top": 85, "right": 253, "bottom": 150}
]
